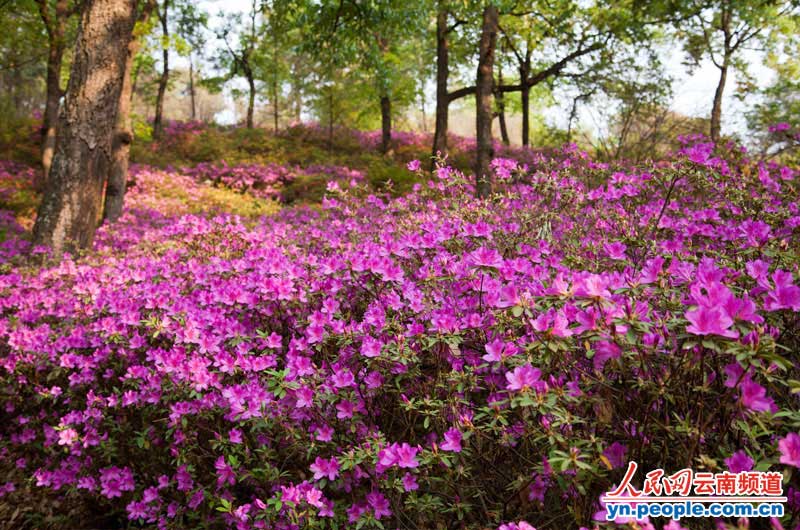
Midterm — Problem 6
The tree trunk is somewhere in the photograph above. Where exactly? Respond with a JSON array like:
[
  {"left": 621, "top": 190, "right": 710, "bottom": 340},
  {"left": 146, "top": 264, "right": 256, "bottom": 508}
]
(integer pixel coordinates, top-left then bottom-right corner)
[
  {"left": 152, "top": 0, "right": 169, "bottom": 139},
  {"left": 710, "top": 59, "right": 728, "bottom": 144},
  {"left": 102, "top": 29, "right": 140, "bottom": 223},
  {"left": 246, "top": 72, "right": 255, "bottom": 128},
  {"left": 496, "top": 68, "right": 509, "bottom": 146},
  {"left": 33, "top": 0, "right": 138, "bottom": 256},
  {"left": 39, "top": 0, "right": 69, "bottom": 185},
  {"left": 520, "top": 59, "right": 531, "bottom": 147},
  {"left": 380, "top": 95, "right": 391, "bottom": 154},
  {"left": 328, "top": 87, "right": 334, "bottom": 150},
  {"left": 273, "top": 77, "right": 279, "bottom": 131},
  {"left": 189, "top": 55, "right": 196, "bottom": 121},
  {"left": 432, "top": 5, "right": 449, "bottom": 162},
  {"left": 475, "top": 4, "right": 497, "bottom": 199}
]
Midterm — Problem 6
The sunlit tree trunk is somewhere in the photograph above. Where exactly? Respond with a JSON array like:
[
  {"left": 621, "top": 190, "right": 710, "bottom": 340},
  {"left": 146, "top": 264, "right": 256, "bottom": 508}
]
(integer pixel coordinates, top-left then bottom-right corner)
[
  {"left": 103, "top": 22, "right": 143, "bottom": 223},
  {"left": 33, "top": 0, "right": 139, "bottom": 255},
  {"left": 475, "top": 4, "right": 497, "bottom": 198}
]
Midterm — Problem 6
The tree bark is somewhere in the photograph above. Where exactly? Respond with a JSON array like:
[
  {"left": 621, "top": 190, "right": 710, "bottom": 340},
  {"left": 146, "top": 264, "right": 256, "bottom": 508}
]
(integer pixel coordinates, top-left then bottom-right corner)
[
  {"left": 496, "top": 68, "right": 509, "bottom": 146},
  {"left": 246, "top": 71, "right": 255, "bottom": 128},
  {"left": 33, "top": 0, "right": 139, "bottom": 256},
  {"left": 520, "top": 58, "right": 531, "bottom": 147},
  {"left": 37, "top": 0, "right": 70, "bottom": 185},
  {"left": 710, "top": 59, "right": 728, "bottom": 144},
  {"left": 152, "top": 0, "right": 169, "bottom": 139},
  {"left": 102, "top": 25, "right": 140, "bottom": 223},
  {"left": 475, "top": 4, "right": 497, "bottom": 199},
  {"left": 432, "top": 4, "right": 449, "bottom": 162},
  {"left": 273, "top": 77, "right": 279, "bottom": 131},
  {"left": 380, "top": 95, "right": 391, "bottom": 154},
  {"left": 189, "top": 55, "right": 196, "bottom": 120}
]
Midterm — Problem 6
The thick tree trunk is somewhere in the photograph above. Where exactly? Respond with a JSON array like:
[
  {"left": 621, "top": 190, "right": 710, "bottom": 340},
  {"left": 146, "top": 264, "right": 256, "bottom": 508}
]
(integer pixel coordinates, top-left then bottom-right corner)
[
  {"left": 33, "top": 0, "right": 138, "bottom": 256},
  {"left": 102, "top": 30, "right": 139, "bottom": 223},
  {"left": 432, "top": 5, "right": 449, "bottom": 162},
  {"left": 189, "top": 56, "right": 196, "bottom": 120},
  {"left": 380, "top": 95, "right": 391, "bottom": 154},
  {"left": 475, "top": 4, "right": 498, "bottom": 199},
  {"left": 246, "top": 73, "right": 255, "bottom": 128},
  {"left": 152, "top": 0, "right": 169, "bottom": 139},
  {"left": 710, "top": 60, "right": 728, "bottom": 144},
  {"left": 37, "top": 0, "right": 69, "bottom": 185}
]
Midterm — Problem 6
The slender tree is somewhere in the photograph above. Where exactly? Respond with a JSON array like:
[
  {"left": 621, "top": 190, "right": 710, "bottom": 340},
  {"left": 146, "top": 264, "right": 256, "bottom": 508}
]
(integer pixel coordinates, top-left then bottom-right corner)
[
  {"left": 34, "top": 0, "right": 78, "bottom": 182},
  {"left": 475, "top": 4, "right": 498, "bottom": 198},
  {"left": 673, "top": 0, "right": 797, "bottom": 143},
  {"left": 151, "top": 0, "right": 169, "bottom": 138},
  {"left": 33, "top": 0, "right": 140, "bottom": 255}
]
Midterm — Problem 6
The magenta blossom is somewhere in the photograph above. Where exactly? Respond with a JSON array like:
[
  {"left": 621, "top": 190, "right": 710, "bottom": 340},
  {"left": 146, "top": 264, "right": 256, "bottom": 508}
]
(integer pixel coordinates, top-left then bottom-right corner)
[
  {"left": 440, "top": 428, "right": 463, "bottom": 452},
  {"left": 685, "top": 305, "right": 739, "bottom": 338},
  {"left": 779, "top": 433, "right": 800, "bottom": 468},
  {"left": 724, "top": 450, "right": 754, "bottom": 473},
  {"left": 506, "top": 364, "right": 543, "bottom": 392}
]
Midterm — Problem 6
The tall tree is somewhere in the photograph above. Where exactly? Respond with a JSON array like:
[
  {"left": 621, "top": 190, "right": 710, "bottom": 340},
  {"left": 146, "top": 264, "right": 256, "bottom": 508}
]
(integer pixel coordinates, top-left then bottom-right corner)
[
  {"left": 475, "top": 4, "right": 498, "bottom": 198},
  {"left": 33, "top": 0, "right": 139, "bottom": 255},
  {"left": 35, "top": 0, "right": 78, "bottom": 181},
  {"left": 216, "top": 0, "right": 260, "bottom": 128},
  {"left": 151, "top": 0, "right": 169, "bottom": 138},
  {"left": 103, "top": 0, "right": 157, "bottom": 223},
  {"left": 174, "top": 2, "right": 208, "bottom": 121},
  {"left": 674, "top": 0, "right": 798, "bottom": 143}
]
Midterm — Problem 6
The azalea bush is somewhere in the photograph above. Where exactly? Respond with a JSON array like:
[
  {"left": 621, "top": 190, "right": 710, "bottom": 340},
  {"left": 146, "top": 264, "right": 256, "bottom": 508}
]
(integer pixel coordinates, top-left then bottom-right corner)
[{"left": 0, "top": 137, "right": 799, "bottom": 530}]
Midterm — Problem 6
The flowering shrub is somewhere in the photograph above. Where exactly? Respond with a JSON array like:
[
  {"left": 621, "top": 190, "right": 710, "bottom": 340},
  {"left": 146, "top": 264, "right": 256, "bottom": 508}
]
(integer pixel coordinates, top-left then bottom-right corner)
[
  {"left": 182, "top": 161, "right": 365, "bottom": 202},
  {"left": 0, "top": 139, "right": 799, "bottom": 530}
]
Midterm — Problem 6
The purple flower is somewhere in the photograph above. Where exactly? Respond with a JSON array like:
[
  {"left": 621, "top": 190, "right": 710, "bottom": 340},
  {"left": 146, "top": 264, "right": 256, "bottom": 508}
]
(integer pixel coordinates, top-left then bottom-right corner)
[
  {"left": 310, "top": 456, "right": 339, "bottom": 481},
  {"left": 440, "top": 428, "right": 462, "bottom": 452},
  {"left": 402, "top": 472, "right": 418, "bottom": 491},
  {"left": 602, "top": 442, "right": 627, "bottom": 469},
  {"left": 505, "top": 364, "right": 543, "bottom": 392},
  {"left": 406, "top": 159, "right": 421, "bottom": 172},
  {"left": 685, "top": 305, "right": 739, "bottom": 339},
  {"left": 215, "top": 456, "right": 236, "bottom": 486},
  {"left": 99, "top": 466, "right": 135, "bottom": 499},
  {"left": 740, "top": 379, "right": 776, "bottom": 413},
  {"left": 469, "top": 246, "right": 504, "bottom": 268},
  {"left": 779, "top": 433, "right": 800, "bottom": 468},
  {"left": 378, "top": 442, "right": 419, "bottom": 469},
  {"left": 367, "top": 491, "right": 392, "bottom": 519},
  {"left": 724, "top": 450, "right": 754, "bottom": 473}
]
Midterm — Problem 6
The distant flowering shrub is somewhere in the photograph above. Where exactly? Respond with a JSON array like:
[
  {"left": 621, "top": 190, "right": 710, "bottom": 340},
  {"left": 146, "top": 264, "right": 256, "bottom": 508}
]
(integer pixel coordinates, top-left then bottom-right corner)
[
  {"left": 0, "top": 138, "right": 799, "bottom": 529},
  {"left": 181, "top": 161, "right": 365, "bottom": 201}
]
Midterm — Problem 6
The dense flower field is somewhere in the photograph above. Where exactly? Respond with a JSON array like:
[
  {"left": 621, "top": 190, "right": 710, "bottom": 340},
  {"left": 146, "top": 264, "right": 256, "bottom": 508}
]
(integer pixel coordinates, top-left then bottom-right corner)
[{"left": 1, "top": 137, "right": 799, "bottom": 530}]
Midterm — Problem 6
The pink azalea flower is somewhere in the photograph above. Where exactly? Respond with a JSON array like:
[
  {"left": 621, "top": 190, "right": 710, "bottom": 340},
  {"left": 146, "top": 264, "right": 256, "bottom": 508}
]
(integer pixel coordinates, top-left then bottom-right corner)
[
  {"left": 440, "top": 428, "right": 462, "bottom": 452},
  {"left": 685, "top": 305, "right": 739, "bottom": 338},
  {"left": 505, "top": 364, "right": 542, "bottom": 392},
  {"left": 779, "top": 433, "right": 800, "bottom": 467},
  {"left": 310, "top": 456, "right": 339, "bottom": 481},
  {"left": 724, "top": 450, "right": 754, "bottom": 473}
]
